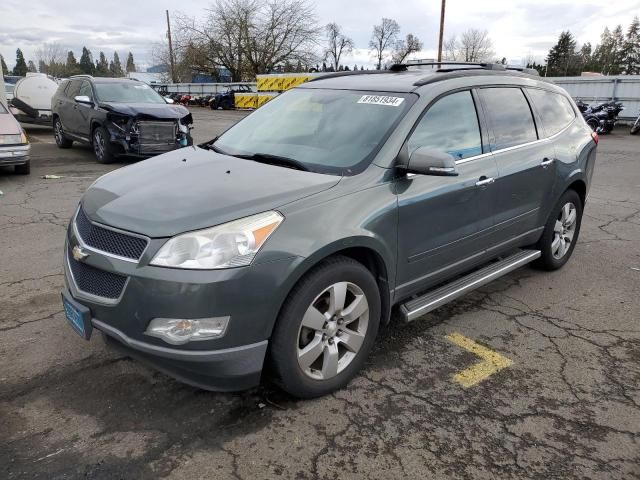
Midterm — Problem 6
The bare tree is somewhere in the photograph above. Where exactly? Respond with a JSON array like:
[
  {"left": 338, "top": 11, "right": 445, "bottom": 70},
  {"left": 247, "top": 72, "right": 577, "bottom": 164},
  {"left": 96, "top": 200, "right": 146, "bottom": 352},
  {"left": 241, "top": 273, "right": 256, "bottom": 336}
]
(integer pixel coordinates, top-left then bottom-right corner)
[
  {"left": 459, "top": 29, "right": 494, "bottom": 62},
  {"left": 35, "top": 42, "right": 66, "bottom": 76},
  {"left": 392, "top": 33, "right": 423, "bottom": 64},
  {"left": 443, "top": 29, "right": 494, "bottom": 62},
  {"left": 369, "top": 18, "right": 400, "bottom": 70},
  {"left": 173, "top": 0, "right": 320, "bottom": 82},
  {"left": 324, "top": 23, "right": 354, "bottom": 71}
]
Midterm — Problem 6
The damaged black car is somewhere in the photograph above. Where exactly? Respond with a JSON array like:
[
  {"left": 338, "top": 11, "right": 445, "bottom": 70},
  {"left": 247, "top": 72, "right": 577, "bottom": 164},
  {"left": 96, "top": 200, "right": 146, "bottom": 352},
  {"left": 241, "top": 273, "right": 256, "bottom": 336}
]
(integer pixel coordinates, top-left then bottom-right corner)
[{"left": 51, "top": 76, "right": 193, "bottom": 163}]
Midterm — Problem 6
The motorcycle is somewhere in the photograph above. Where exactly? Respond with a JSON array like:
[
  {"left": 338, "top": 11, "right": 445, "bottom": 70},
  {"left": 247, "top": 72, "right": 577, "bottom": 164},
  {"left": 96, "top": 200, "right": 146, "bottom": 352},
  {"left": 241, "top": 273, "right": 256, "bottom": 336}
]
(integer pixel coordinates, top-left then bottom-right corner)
[
  {"left": 631, "top": 113, "right": 640, "bottom": 135},
  {"left": 581, "top": 100, "right": 624, "bottom": 134}
]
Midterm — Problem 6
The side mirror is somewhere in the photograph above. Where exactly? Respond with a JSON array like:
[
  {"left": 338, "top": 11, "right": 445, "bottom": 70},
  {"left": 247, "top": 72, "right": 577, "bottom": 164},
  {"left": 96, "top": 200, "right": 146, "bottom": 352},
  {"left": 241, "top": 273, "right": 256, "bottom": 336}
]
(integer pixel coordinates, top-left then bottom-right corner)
[
  {"left": 165, "top": 97, "right": 174, "bottom": 104},
  {"left": 405, "top": 147, "right": 458, "bottom": 176},
  {"left": 74, "top": 95, "right": 92, "bottom": 105}
]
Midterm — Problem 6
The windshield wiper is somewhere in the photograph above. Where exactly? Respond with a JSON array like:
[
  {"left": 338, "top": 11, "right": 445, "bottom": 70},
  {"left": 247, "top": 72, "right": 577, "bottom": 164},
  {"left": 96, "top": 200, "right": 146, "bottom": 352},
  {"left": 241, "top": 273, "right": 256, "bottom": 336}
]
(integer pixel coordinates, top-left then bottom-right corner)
[{"left": 233, "top": 152, "right": 309, "bottom": 172}]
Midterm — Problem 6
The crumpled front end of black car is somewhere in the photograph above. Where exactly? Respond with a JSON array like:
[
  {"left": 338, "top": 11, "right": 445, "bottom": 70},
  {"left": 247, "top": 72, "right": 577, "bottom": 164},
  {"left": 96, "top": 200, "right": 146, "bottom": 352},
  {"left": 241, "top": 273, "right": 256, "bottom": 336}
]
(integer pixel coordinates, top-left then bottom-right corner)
[{"left": 105, "top": 112, "right": 194, "bottom": 158}]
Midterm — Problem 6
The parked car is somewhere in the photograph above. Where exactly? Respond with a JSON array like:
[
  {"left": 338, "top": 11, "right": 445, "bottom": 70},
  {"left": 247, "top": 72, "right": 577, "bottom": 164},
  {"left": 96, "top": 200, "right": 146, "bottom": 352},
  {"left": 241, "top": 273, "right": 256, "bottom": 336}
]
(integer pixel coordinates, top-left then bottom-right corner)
[
  {"left": 210, "top": 85, "right": 254, "bottom": 110},
  {"left": 61, "top": 63, "right": 597, "bottom": 398},
  {"left": 51, "top": 76, "right": 193, "bottom": 163},
  {"left": 0, "top": 101, "right": 30, "bottom": 174}
]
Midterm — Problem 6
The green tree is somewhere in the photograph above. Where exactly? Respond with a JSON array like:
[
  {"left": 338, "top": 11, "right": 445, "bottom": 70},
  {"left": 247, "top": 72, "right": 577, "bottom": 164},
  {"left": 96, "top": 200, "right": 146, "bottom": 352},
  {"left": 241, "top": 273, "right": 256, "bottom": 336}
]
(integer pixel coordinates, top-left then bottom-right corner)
[
  {"left": 79, "top": 47, "right": 95, "bottom": 75},
  {"left": 109, "top": 51, "right": 123, "bottom": 77},
  {"left": 0, "top": 54, "right": 8, "bottom": 75},
  {"left": 622, "top": 16, "right": 640, "bottom": 74},
  {"left": 13, "top": 48, "right": 28, "bottom": 76},
  {"left": 95, "top": 51, "right": 109, "bottom": 76},
  {"left": 66, "top": 50, "right": 81, "bottom": 76},
  {"left": 545, "top": 31, "right": 580, "bottom": 76},
  {"left": 125, "top": 52, "right": 136, "bottom": 73}
]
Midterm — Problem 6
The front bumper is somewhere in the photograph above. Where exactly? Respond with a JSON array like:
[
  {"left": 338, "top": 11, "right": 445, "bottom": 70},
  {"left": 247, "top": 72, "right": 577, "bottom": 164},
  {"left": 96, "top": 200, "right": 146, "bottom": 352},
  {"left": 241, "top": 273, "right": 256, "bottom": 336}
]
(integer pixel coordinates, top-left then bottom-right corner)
[
  {"left": 0, "top": 144, "right": 30, "bottom": 166},
  {"left": 62, "top": 218, "right": 302, "bottom": 391}
]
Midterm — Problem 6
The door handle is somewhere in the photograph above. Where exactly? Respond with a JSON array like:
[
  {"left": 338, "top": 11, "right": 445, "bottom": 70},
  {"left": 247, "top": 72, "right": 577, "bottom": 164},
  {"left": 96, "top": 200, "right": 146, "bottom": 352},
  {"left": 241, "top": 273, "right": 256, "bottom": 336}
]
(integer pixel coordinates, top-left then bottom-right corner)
[
  {"left": 475, "top": 177, "right": 495, "bottom": 187},
  {"left": 541, "top": 157, "right": 554, "bottom": 167}
]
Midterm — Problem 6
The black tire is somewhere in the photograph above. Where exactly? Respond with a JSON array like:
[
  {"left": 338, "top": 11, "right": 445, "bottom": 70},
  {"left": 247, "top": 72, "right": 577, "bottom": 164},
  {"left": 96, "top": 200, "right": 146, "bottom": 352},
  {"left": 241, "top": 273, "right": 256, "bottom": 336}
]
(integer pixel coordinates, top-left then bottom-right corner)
[
  {"left": 14, "top": 162, "right": 30, "bottom": 175},
  {"left": 586, "top": 118, "right": 599, "bottom": 132},
  {"left": 269, "top": 256, "right": 381, "bottom": 398},
  {"left": 221, "top": 98, "right": 232, "bottom": 110},
  {"left": 92, "top": 126, "right": 115, "bottom": 164},
  {"left": 631, "top": 119, "right": 640, "bottom": 135},
  {"left": 533, "top": 189, "right": 583, "bottom": 271},
  {"left": 53, "top": 117, "right": 73, "bottom": 148}
]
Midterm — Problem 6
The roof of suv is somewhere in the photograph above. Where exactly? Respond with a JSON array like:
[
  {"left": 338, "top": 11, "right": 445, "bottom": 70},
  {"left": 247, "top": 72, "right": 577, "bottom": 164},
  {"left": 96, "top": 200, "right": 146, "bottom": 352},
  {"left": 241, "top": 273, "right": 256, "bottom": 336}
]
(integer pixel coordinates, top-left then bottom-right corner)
[
  {"left": 300, "top": 64, "right": 552, "bottom": 94},
  {"left": 69, "top": 76, "right": 141, "bottom": 84}
]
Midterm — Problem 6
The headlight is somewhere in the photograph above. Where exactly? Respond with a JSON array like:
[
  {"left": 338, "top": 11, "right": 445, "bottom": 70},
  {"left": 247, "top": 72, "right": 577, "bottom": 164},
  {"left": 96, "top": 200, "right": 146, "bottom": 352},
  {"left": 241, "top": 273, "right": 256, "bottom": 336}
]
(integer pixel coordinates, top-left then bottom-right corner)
[
  {"left": 0, "top": 134, "right": 26, "bottom": 145},
  {"left": 150, "top": 211, "right": 283, "bottom": 269}
]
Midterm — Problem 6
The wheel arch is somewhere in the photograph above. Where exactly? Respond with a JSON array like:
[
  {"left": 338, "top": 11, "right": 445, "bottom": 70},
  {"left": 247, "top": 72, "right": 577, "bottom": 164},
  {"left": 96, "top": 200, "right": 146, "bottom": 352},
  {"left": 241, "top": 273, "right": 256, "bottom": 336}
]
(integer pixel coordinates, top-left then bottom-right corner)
[
  {"left": 567, "top": 178, "right": 587, "bottom": 207},
  {"left": 269, "top": 239, "right": 394, "bottom": 339}
]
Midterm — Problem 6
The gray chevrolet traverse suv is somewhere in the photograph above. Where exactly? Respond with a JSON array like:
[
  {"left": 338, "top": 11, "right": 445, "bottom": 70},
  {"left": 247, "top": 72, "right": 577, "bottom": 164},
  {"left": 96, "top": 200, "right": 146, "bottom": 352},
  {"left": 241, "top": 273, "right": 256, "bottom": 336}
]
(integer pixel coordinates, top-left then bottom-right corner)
[{"left": 61, "top": 63, "right": 597, "bottom": 398}]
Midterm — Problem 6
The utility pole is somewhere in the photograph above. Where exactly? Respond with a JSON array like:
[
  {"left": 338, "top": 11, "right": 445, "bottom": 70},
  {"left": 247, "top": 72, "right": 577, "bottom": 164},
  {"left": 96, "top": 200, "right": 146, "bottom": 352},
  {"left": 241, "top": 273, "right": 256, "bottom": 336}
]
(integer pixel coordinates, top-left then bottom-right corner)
[
  {"left": 166, "top": 9, "right": 177, "bottom": 83},
  {"left": 437, "top": 0, "right": 446, "bottom": 63}
]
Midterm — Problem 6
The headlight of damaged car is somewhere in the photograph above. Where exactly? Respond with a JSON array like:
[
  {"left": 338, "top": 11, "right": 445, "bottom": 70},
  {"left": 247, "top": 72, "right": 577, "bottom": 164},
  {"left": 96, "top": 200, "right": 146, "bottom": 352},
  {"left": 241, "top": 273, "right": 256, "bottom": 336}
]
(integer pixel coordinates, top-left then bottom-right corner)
[{"left": 151, "top": 211, "right": 283, "bottom": 269}]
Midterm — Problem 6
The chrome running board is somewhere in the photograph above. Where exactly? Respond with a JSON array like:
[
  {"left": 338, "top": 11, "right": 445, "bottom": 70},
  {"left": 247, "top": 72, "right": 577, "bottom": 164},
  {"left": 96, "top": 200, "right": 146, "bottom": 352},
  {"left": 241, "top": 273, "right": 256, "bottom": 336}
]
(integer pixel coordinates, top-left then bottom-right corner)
[{"left": 400, "top": 249, "right": 541, "bottom": 322}]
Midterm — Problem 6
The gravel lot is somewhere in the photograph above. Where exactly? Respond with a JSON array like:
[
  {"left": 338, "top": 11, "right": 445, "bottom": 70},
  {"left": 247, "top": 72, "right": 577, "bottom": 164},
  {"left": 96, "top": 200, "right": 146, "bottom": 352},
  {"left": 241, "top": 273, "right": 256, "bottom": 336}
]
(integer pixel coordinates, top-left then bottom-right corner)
[{"left": 1, "top": 108, "right": 639, "bottom": 480}]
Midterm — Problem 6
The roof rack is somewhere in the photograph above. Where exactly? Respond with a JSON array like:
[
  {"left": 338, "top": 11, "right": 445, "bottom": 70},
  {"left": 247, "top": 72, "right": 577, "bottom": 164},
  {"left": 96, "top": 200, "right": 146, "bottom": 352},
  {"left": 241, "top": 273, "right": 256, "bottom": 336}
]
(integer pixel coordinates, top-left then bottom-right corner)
[
  {"left": 69, "top": 74, "right": 94, "bottom": 79},
  {"left": 389, "top": 61, "right": 507, "bottom": 72}
]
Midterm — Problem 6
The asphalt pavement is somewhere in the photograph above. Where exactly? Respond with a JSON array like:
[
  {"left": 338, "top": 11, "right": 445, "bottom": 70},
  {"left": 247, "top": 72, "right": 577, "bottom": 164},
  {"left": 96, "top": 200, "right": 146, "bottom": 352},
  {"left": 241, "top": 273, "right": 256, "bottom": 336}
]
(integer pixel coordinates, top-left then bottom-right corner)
[{"left": 1, "top": 108, "right": 638, "bottom": 479}]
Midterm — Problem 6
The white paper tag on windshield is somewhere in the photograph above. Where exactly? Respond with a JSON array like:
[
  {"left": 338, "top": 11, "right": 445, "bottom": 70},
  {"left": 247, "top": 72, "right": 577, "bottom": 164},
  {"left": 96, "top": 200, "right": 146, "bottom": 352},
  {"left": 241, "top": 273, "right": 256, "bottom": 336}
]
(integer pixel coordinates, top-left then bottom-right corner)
[{"left": 357, "top": 95, "right": 404, "bottom": 107}]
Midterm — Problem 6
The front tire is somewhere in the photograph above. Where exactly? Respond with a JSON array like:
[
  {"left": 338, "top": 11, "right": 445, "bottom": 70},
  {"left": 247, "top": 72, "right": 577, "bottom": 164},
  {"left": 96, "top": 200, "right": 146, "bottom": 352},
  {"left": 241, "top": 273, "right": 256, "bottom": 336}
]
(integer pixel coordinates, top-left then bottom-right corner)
[
  {"left": 92, "top": 126, "right": 115, "bottom": 164},
  {"left": 631, "top": 118, "right": 640, "bottom": 135},
  {"left": 533, "top": 189, "right": 583, "bottom": 271},
  {"left": 586, "top": 118, "right": 599, "bottom": 132},
  {"left": 270, "top": 256, "right": 381, "bottom": 398},
  {"left": 14, "top": 162, "right": 30, "bottom": 175},
  {"left": 53, "top": 118, "right": 73, "bottom": 148}
]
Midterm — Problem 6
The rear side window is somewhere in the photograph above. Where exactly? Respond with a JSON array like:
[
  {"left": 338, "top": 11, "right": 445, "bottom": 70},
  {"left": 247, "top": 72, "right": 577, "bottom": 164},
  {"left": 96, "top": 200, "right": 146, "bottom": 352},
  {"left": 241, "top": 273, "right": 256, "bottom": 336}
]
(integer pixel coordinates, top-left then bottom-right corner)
[
  {"left": 478, "top": 87, "right": 537, "bottom": 150},
  {"left": 407, "top": 90, "right": 482, "bottom": 160},
  {"left": 78, "top": 81, "right": 93, "bottom": 98},
  {"left": 526, "top": 88, "right": 576, "bottom": 137}
]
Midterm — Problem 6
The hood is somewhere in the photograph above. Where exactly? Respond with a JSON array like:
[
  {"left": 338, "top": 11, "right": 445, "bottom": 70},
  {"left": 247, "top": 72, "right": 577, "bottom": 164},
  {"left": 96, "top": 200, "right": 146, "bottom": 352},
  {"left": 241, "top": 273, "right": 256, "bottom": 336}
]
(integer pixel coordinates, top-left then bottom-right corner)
[
  {"left": 82, "top": 147, "right": 341, "bottom": 238},
  {"left": 100, "top": 102, "right": 190, "bottom": 119},
  {"left": 0, "top": 113, "right": 22, "bottom": 134}
]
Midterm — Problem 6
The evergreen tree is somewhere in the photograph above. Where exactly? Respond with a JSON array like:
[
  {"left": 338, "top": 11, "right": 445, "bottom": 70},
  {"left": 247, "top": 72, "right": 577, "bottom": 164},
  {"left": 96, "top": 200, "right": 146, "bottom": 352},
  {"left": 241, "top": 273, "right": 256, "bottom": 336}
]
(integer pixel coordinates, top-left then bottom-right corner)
[
  {"left": 109, "top": 52, "right": 123, "bottom": 77},
  {"left": 622, "top": 16, "right": 640, "bottom": 74},
  {"left": 13, "top": 48, "right": 28, "bottom": 76},
  {"left": 95, "top": 52, "right": 109, "bottom": 76},
  {"left": 66, "top": 50, "right": 81, "bottom": 76},
  {"left": 0, "top": 54, "right": 8, "bottom": 75},
  {"left": 79, "top": 47, "right": 95, "bottom": 75},
  {"left": 125, "top": 52, "right": 136, "bottom": 73},
  {"left": 27, "top": 60, "right": 37, "bottom": 72},
  {"left": 545, "top": 31, "right": 580, "bottom": 76},
  {"left": 609, "top": 25, "right": 625, "bottom": 74}
]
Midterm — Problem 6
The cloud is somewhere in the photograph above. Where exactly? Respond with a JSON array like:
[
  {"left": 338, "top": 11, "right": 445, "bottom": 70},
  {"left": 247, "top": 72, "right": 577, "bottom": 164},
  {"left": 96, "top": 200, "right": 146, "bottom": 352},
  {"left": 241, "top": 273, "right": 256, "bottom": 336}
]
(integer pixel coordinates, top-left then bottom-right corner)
[{"left": 2, "top": 0, "right": 640, "bottom": 71}]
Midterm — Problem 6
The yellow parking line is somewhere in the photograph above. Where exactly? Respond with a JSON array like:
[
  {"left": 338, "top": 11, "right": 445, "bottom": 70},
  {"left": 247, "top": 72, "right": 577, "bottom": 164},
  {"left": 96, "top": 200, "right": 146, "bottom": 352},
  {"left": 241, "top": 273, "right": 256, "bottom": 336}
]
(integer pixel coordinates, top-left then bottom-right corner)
[{"left": 446, "top": 332, "right": 513, "bottom": 388}]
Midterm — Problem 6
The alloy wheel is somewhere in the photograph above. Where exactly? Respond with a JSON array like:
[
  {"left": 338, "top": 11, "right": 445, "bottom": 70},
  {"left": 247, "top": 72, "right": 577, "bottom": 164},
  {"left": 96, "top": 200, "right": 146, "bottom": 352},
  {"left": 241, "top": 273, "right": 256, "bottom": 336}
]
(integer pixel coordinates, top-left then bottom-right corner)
[
  {"left": 297, "top": 281, "right": 369, "bottom": 380},
  {"left": 54, "top": 120, "right": 64, "bottom": 144},
  {"left": 552, "top": 202, "right": 577, "bottom": 259},
  {"left": 93, "top": 129, "right": 105, "bottom": 160}
]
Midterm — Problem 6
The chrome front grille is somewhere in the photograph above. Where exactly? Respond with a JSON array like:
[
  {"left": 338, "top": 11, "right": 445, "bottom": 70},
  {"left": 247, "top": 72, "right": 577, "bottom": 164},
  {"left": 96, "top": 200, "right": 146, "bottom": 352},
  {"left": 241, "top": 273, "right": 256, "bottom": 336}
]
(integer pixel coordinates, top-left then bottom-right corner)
[
  {"left": 67, "top": 246, "right": 128, "bottom": 301},
  {"left": 75, "top": 208, "right": 148, "bottom": 261}
]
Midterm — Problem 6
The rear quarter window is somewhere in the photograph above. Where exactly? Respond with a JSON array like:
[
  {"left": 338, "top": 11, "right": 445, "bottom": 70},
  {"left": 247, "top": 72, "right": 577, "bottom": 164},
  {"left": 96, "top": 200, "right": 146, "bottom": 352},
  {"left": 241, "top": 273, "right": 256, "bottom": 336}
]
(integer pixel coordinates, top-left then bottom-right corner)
[
  {"left": 478, "top": 87, "right": 538, "bottom": 151},
  {"left": 526, "top": 88, "right": 576, "bottom": 137}
]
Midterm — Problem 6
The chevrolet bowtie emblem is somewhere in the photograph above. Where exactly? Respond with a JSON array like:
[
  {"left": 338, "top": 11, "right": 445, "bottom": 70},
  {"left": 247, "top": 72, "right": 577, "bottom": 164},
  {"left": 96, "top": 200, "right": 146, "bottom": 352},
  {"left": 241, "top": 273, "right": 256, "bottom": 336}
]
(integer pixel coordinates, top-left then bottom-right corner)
[{"left": 72, "top": 245, "right": 89, "bottom": 261}]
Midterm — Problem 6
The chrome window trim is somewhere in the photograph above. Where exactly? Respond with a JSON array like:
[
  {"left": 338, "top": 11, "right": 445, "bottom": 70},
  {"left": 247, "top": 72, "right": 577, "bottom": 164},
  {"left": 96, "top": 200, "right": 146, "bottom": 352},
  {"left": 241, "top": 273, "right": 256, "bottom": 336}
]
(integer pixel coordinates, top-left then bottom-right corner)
[
  {"left": 454, "top": 119, "right": 573, "bottom": 165},
  {"left": 65, "top": 245, "right": 129, "bottom": 306},
  {"left": 73, "top": 206, "right": 149, "bottom": 264}
]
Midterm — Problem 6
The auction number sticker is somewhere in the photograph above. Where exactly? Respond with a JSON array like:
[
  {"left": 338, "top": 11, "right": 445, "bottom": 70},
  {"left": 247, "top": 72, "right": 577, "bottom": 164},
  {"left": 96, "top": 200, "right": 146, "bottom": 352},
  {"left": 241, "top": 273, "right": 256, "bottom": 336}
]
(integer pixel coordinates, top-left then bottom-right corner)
[{"left": 358, "top": 95, "right": 405, "bottom": 107}]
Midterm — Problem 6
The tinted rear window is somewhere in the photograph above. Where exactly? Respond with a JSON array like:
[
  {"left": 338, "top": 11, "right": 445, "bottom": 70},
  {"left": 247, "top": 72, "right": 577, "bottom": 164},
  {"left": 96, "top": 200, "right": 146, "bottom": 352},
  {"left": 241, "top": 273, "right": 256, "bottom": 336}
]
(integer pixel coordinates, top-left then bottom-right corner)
[
  {"left": 66, "top": 80, "right": 82, "bottom": 98},
  {"left": 478, "top": 87, "right": 537, "bottom": 150},
  {"left": 526, "top": 88, "right": 576, "bottom": 137}
]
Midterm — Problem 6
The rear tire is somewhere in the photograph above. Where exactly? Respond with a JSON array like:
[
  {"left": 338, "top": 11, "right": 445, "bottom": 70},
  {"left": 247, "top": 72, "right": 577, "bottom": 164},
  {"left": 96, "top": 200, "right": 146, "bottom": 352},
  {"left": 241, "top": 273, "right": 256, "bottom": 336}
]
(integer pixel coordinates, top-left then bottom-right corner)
[
  {"left": 53, "top": 118, "right": 73, "bottom": 148},
  {"left": 533, "top": 189, "right": 583, "bottom": 271},
  {"left": 221, "top": 98, "right": 232, "bottom": 110},
  {"left": 586, "top": 118, "right": 599, "bottom": 132},
  {"left": 14, "top": 162, "right": 30, "bottom": 175},
  {"left": 631, "top": 119, "right": 640, "bottom": 135},
  {"left": 92, "top": 126, "right": 115, "bottom": 164},
  {"left": 270, "top": 256, "right": 381, "bottom": 398}
]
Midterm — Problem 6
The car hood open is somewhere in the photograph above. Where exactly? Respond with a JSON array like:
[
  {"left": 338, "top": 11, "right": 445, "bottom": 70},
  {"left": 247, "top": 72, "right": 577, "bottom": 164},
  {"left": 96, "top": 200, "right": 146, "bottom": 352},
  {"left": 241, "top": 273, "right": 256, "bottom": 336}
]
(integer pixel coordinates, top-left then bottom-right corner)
[
  {"left": 100, "top": 102, "right": 190, "bottom": 120},
  {"left": 81, "top": 147, "right": 341, "bottom": 238}
]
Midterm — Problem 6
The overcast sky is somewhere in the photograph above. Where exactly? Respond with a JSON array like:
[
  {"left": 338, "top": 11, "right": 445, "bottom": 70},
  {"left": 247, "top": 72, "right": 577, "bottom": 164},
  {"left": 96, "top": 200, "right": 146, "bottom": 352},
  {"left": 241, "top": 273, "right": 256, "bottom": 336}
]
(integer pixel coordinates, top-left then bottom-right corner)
[{"left": 1, "top": 0, "right": 639, "bottom": 72}]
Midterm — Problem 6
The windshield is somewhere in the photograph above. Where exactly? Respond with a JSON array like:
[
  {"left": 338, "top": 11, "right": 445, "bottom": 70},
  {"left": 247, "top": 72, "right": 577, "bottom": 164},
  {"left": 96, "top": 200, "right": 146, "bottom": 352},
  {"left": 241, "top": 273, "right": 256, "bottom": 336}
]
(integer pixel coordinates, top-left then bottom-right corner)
[
  {"left": 215, "top": 88, "right": 414, "bottom": 175},
  {"left": 94, "top": 82, "right": 166, "bottom": 104}
]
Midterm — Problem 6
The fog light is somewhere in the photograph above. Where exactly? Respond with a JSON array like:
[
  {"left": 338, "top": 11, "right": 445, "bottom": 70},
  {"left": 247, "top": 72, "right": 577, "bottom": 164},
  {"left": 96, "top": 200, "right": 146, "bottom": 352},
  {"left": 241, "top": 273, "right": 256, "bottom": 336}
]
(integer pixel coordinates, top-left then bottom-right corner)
[{"left": 145, "top": 317, "right": 229, "bottom": 345}]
